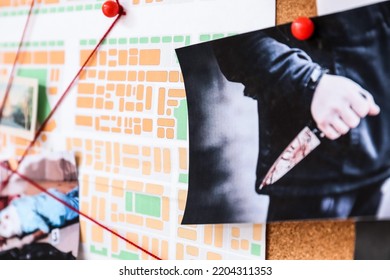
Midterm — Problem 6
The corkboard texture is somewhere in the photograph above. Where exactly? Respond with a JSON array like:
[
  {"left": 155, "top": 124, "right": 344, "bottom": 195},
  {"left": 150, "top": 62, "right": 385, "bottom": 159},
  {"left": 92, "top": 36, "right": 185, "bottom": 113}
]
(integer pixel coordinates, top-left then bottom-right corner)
[{"left": 266, "top": 0, "right": 356, "bottom": 260}]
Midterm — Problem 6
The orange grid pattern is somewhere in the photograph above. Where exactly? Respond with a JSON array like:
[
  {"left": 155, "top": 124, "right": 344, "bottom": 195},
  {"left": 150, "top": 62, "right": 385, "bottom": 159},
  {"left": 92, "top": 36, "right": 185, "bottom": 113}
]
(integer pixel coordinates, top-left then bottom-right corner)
[
  {"left": 0, "top": 0, "right": 59, "bottom": 7},
  {"left": 76, "top": 47, "right": 184, "bottom": 139}
]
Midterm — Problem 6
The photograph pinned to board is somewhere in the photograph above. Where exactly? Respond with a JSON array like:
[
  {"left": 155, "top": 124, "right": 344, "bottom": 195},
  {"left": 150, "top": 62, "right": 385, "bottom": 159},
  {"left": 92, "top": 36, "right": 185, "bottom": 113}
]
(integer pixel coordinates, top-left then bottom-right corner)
[
  {"left": 317, "top": 0, "right": 390, "bottom": 261},
  {"left": 176, "top": 1, "right": 390, "bottom": 224},
  {"left": 0, "top": 76, "right": 38, "bottom": 140},
  {"left": 0, "top": 151, "right": 80, "bottom": 259}
]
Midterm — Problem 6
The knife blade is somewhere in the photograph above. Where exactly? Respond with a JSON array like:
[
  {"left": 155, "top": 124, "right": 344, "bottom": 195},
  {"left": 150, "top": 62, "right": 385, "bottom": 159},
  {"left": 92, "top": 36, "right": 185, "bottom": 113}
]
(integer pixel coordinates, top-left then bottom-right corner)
[{"left": 258, "top": 126, "right": 323, "bottom": 190}]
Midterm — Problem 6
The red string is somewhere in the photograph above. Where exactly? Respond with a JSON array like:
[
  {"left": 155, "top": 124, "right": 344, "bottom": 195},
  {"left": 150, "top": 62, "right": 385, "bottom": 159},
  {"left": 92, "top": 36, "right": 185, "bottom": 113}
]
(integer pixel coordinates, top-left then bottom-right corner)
[
  {"left": 0, "top": 0, "right": 35, "bottom": 122},
  {"left": 0, "top": 161, "right": 162, "bottom": 260},
  {"left": 0, "top": 1, "right": 162, "bottom": 260},
  {"left": 115, "top": 0, "right": 122, "bottom": 11},
  {"left": 2, "top": 2, "right": 123, "bottom": 187}
]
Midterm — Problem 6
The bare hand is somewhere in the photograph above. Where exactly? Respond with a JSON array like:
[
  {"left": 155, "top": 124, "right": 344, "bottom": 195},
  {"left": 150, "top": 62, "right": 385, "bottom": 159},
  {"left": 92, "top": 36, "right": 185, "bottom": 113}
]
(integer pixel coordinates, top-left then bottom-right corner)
[{"left": 311, "top": 74, "right": 380, "bottom": 140}]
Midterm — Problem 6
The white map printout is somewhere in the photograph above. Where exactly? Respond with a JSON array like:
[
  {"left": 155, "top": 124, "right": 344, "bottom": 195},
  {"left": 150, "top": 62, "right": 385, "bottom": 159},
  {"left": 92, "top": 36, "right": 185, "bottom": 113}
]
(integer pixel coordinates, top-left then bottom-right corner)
[{"left": 0, "top": 0, "right": 275, "bottom": 260}]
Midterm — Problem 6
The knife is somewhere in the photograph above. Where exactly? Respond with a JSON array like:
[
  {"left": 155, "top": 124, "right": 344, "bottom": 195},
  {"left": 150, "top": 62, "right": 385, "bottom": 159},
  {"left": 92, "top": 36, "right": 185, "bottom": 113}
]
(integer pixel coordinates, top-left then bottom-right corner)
[{"left": 258, "top": 125, "right": 324, "bottom": 190}]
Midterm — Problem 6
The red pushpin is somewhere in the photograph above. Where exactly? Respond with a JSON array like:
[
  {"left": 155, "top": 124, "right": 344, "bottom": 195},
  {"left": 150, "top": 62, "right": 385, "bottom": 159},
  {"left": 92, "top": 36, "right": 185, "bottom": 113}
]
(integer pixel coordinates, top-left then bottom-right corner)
[
  {"left": 102, "top": 0, "right": 120, "bottom": 18},
  {"left": 291, "top": 17, "right": 315, "bottom": 40}
]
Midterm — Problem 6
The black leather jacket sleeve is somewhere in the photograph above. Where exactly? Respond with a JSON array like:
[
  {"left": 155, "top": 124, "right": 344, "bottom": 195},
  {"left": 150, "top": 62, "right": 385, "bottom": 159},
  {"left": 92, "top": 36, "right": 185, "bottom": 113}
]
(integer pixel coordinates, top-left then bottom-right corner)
[
  {"left": 208, "top": 2, "right": 390, "bottom": 197},
  {"left": 212, "top": 31, "right": 322, "bottom": 110}
]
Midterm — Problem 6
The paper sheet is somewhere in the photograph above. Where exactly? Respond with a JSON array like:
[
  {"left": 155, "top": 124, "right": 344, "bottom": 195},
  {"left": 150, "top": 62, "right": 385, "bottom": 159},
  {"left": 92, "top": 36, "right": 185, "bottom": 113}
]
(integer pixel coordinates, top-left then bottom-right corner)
[
  {"left": 0, "top": 0, "right": 275, "bottom": 260},
  {"left": 317, "top": 0, "right": 388, "bottom": 15}
]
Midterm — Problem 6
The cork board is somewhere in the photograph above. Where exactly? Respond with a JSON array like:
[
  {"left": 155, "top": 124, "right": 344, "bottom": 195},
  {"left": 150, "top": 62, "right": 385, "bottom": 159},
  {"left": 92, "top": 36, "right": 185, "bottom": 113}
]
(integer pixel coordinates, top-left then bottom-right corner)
[{"left": 266, "top": 0, "right": 356, "bottom": 260}]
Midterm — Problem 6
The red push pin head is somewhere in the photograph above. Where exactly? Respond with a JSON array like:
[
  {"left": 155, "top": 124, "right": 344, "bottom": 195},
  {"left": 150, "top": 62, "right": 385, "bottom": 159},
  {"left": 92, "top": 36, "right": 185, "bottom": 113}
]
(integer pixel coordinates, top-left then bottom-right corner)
[
  {"left": 291, "top": 17, "right": 315, "bottom": 40},
  {"left": 102, "top": 0, "right": 120, "bottom": 18}
]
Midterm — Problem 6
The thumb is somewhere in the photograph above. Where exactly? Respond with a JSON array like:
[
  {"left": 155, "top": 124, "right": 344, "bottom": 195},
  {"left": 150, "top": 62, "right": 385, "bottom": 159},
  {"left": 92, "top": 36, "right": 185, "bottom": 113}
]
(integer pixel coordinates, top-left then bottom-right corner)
[
  {"left": 360, "top": 89, "right": 380, "bottom": 116},
  {"left": 368, "top": 103, "right": 380, "bottom": 115},
  {"left": 368, "top": 102, "right": 381, "bottom": 116}
]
